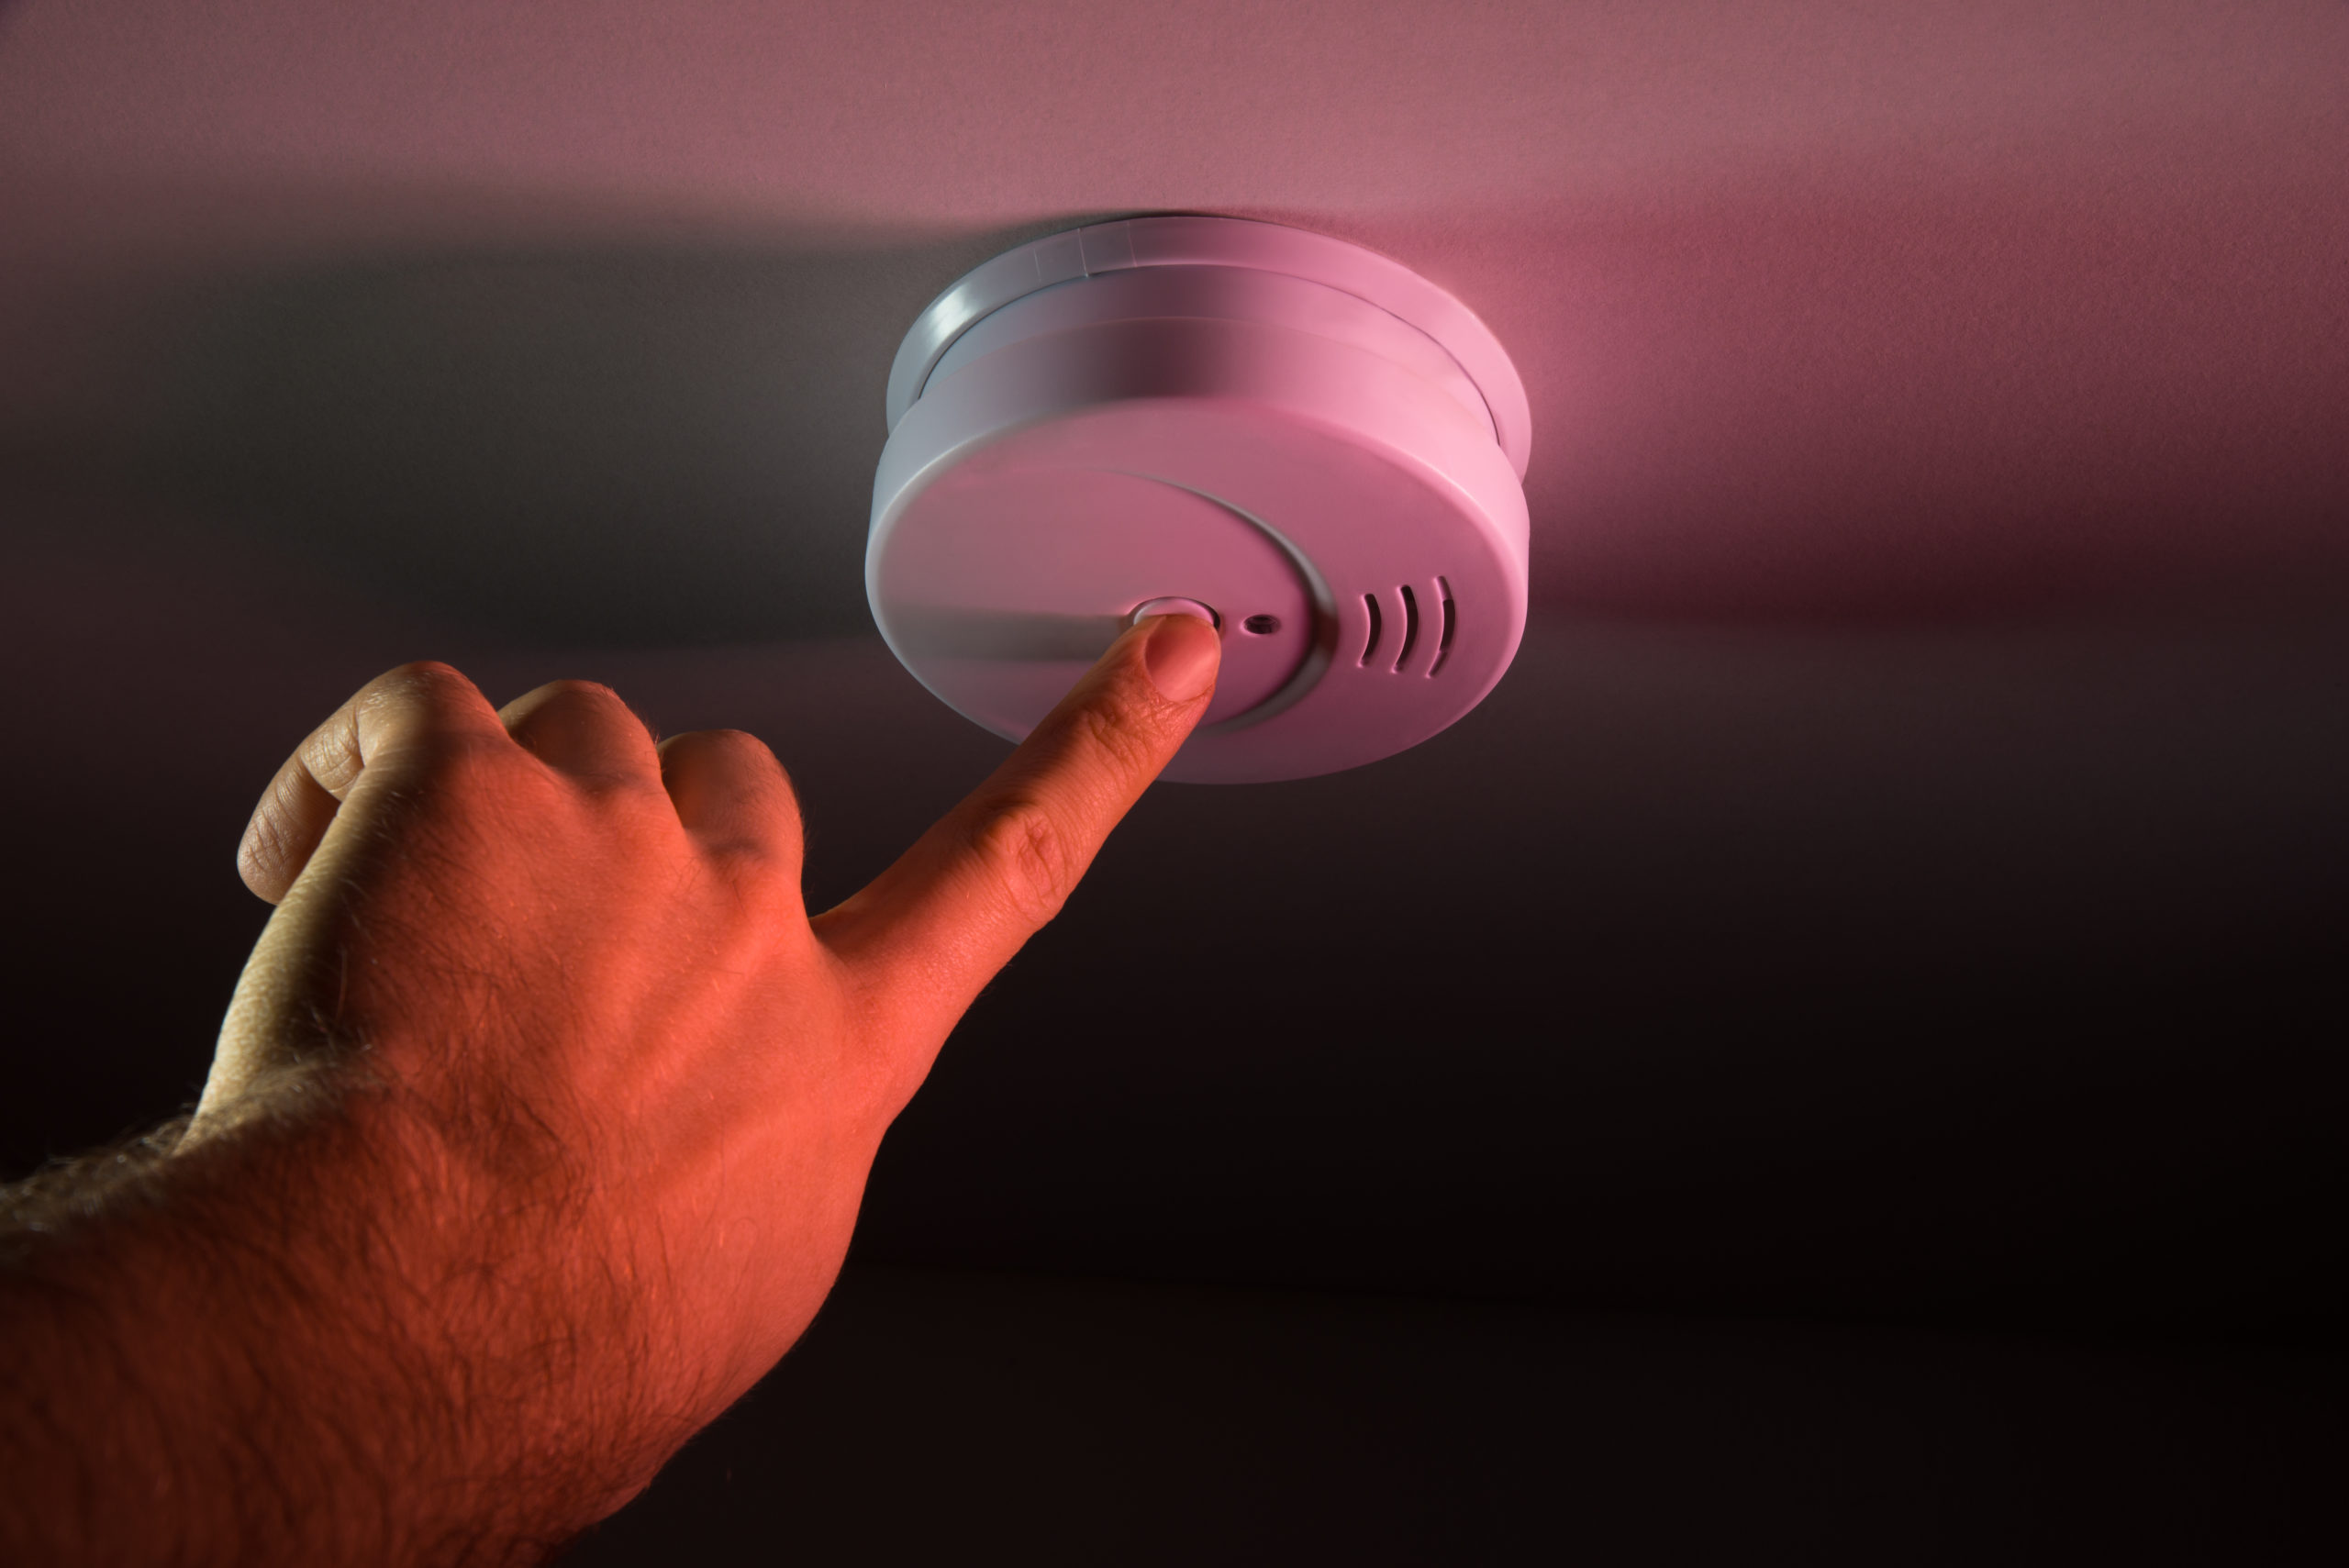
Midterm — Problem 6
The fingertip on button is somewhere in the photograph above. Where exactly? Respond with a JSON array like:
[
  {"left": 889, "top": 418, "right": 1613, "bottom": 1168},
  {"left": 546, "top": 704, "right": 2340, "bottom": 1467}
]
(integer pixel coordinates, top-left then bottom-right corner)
[{"left": 1130, "top": 596, "right": 1221, "bottom": 631}]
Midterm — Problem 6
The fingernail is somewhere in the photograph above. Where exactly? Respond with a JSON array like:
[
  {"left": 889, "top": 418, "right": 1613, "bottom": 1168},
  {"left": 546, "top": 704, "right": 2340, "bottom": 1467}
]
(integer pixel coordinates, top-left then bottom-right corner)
[{"left": 1141, "top": 613, "right": 1220, "bottom": 703}]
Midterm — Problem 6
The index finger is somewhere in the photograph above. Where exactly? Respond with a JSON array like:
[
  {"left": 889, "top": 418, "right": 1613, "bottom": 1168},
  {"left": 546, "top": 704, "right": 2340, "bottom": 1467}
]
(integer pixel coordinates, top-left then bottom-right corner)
[{"left": 812, "top": 612, "right": 1221, "bottom": 1068}]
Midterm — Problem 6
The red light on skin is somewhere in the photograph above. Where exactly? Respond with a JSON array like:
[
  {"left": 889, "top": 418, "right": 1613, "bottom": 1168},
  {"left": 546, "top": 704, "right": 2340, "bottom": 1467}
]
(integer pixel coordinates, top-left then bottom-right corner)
[{"left": 6, "top": 617, "right": 1222, "bottom": 1560}]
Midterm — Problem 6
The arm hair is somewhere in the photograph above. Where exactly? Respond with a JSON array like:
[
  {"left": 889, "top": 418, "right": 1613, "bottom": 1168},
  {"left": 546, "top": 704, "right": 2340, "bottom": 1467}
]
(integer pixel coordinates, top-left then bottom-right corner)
[{"left": 0, "top": 1075, "right": 684, "bottom": 1566}]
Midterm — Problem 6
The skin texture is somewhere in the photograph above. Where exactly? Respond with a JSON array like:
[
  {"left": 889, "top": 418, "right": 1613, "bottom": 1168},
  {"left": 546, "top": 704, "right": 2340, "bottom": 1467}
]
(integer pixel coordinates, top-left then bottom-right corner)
[{"left": 0, "top": 612, "right": 1221, "bottom": 1565}]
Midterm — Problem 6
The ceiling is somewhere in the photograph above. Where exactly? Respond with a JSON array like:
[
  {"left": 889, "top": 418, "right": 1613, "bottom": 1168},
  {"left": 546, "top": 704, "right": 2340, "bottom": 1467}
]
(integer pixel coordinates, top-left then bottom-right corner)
[{"left": 2, "top": 2, "right": 2343, "bottom": 1344}]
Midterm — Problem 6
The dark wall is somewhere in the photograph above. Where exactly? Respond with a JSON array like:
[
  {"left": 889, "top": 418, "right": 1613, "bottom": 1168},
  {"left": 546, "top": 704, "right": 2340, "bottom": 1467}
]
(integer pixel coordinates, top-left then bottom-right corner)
[{"left": 565, "top": 1265, "right": 2344, "bottom": 1565}]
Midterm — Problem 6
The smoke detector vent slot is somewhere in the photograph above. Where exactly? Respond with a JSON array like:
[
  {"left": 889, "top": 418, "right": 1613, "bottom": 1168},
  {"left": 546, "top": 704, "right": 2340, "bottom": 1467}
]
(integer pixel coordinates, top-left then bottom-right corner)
[
  {"left": 1359, "top": 592, "right": 1384, "bottom": 667},
  {"left": 1430, "top": 577, "right": 1455, "bottom": 676},
  {"left": 1393, "top": 585, "right": 1420, "bottom": 673}
]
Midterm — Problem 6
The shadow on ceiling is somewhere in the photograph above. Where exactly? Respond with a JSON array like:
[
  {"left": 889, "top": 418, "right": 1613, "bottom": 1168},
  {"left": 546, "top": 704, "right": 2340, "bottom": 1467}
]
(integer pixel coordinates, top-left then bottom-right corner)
[
  {"left": 113, "top": 226, "right": 1077, "bottom": 647},
  {"left": 87, "top": 192, "right": 2349, "bottom": 643}
]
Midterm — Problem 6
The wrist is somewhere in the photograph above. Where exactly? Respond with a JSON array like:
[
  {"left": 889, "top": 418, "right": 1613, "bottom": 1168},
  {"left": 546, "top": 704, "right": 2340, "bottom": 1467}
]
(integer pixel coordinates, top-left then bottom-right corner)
[{"left": 3, "top": 1077, "right": 679, "bottom": 1563}]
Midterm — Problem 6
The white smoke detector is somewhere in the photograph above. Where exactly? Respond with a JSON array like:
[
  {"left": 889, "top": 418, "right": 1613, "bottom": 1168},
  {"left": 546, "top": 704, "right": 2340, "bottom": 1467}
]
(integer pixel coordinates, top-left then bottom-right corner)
[{"left": 868, "top": 216, "right": 1531, "bottom": 783}]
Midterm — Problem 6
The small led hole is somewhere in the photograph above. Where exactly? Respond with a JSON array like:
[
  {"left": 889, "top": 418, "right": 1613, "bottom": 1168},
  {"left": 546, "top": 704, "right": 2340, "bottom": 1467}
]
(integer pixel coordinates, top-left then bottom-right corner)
[{"left": 1242, "top": 614, "right": 1281, "bottom": 635}]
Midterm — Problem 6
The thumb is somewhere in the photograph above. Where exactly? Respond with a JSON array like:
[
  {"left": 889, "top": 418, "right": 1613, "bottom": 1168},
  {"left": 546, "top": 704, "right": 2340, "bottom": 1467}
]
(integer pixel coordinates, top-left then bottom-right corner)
[{"left": 813, "top": 610, "right": 1220, "bottom": 1076}]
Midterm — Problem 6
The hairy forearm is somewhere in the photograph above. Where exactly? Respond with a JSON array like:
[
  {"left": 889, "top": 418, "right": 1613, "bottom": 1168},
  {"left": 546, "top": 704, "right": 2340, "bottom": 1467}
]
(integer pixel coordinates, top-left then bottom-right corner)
[{"left": 0, "top": 1085, "right": 680, "bottom": 1566}]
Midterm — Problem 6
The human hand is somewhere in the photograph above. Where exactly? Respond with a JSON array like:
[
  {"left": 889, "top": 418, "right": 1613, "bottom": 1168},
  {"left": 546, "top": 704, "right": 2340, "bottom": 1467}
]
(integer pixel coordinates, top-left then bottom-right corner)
[{"left": 177, "top": 610, "right": 1219, "bottom": 1548}]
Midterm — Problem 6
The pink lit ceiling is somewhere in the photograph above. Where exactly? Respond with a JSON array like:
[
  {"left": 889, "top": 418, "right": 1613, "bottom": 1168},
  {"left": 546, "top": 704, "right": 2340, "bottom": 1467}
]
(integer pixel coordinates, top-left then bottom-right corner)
[{"left": 4, "top": 0, "right": 2344, "bottom": 622}]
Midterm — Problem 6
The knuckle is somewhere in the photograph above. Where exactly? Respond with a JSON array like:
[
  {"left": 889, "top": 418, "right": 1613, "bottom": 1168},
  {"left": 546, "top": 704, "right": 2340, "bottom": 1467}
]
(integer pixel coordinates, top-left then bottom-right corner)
[
  {"left": 664, "top": 728, "right": 794, "bottom": 797},
  {"left": 545, "top": 678, "right": 624, "bottom": 706},
  {"left": 695, "top": 728, "right": 774, "bottom": 764},
  {"left": 362, "top": 661, "right": 488, "bottom": 736},
  {"left": 972, "top": 798, "right": 1080, "bottom": 928},
  {"left": 384, "top": 727, "right": 537, "bottom": 817},
  {"left": 515, "top": 679, "right": 635, "bottom": 729},
  {"left": 376, "top": 659, "right": 476, "bottom": 702},
  {"left": 428, "top": 724, "right": 523, "bottom": 771},
  {"left": 1070, "top": 692, "right": 1163, "bottom": 779},
  {"left": 502, "top": 680, "right": 663, "bottom": 776}
]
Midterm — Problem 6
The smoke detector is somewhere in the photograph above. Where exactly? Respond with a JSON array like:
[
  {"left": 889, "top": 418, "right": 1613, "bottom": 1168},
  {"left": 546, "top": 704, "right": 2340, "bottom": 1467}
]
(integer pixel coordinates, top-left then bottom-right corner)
[{"left": 868, "top": 216, "right": 1530, "bottom": 783}]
